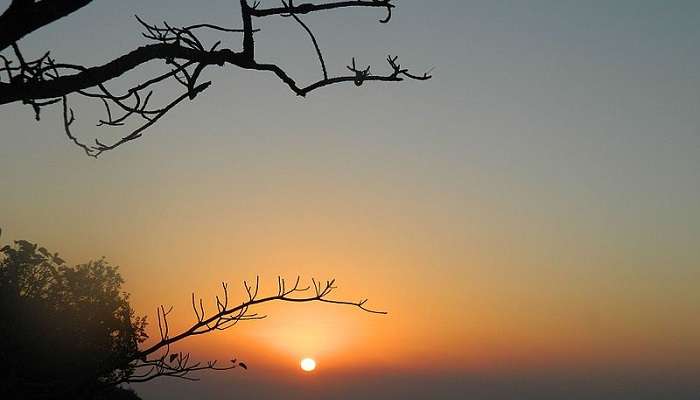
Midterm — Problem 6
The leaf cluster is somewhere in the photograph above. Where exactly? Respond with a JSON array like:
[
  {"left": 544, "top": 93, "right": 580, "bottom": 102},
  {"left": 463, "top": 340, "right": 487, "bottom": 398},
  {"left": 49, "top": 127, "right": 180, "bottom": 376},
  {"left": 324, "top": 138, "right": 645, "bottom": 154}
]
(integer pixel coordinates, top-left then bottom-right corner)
[{"left": 0, "top": 240, "right": 147, "bottom": 399}]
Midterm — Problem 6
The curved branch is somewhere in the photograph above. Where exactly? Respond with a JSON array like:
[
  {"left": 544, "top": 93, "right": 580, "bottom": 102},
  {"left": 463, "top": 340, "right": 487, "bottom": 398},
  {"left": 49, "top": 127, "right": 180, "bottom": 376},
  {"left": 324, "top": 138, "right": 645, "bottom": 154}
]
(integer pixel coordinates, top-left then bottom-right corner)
[
  {"left": 0, "top": 44, "right": 246, "bottom": 105},
  {"left": 118, "top": 276, "right": 383, "bottom": 383},
  {"left": 139, "top": 277, "right": 385, "bottom": 359},
  {"left": 251, "top": 55, "right": 431, "bottom": 97},
  {"left": 0, "top": 1, "right": 430, "bottom": 156},
  {"left": 281, "top": 0, "right": 328, "bottom": 80},
  {"left": 88, "top": 81, "right": 212, "bottom": 155},
  {"left": 0, "top": 0, "right": 93, "bottom": 52},
  {"left": 249, "top": 0, "right": 395, "bottom": 23}
]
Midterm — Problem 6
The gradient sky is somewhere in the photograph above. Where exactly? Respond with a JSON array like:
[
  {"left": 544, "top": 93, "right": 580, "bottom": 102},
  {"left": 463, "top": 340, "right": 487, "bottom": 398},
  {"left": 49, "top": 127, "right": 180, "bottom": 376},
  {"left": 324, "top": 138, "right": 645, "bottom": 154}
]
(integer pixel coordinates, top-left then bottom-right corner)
[{"left": 1, "top": 1, "right": 699, "bottom": 399}]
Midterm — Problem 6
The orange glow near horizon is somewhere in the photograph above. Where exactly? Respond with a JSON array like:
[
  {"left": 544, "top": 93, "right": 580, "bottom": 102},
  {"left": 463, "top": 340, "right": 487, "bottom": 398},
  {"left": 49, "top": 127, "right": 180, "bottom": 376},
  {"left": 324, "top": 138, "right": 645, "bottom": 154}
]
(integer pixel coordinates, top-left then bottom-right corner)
[
  {"left": 3, "top": 136, "right": 699, "bottom": 381},
  {"left": 3, "top": 3, "right": 700, "bottom": 399}
]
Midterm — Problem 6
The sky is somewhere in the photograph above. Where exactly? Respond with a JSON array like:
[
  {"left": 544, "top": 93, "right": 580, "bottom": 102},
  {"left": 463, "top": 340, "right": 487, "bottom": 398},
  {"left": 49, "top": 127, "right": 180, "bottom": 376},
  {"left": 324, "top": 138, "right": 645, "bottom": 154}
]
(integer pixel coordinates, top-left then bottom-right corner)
[{"left": 1, "top": 0, "right": 700, "bottom": 399}]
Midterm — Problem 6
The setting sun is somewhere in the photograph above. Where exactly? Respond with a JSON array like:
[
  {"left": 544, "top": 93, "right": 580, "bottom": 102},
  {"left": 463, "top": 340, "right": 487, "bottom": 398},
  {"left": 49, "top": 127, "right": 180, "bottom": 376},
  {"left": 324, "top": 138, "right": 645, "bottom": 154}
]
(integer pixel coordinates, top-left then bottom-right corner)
[
  {"left": 3, "top": 1, "right": 700, "bottom": 399},
  {"left": 300, "top": 358, "right": 317, "bottom": 372}
]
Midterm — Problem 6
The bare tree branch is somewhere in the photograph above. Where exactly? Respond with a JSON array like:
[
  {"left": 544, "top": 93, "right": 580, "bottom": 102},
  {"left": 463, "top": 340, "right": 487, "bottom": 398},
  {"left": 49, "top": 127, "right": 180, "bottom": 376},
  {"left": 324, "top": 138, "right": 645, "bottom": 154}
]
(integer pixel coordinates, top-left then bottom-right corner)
[
  {"left": 0, "top": 44, "right": 245, "bottom": 104},
  {"left": 248, "top": 0, "right": 396, "bottom": 23},
  {"left": 120, "top": 276, "right": 384, "bottom": 383},
  {"left": 281, "top": 0, "right": 328, "bottom": 80},
  {"left": 0, "top": 0, "right": 431, "bottom": 156},
  {"left": 0, "top": 0, "right": 93, "bottom": 52}
]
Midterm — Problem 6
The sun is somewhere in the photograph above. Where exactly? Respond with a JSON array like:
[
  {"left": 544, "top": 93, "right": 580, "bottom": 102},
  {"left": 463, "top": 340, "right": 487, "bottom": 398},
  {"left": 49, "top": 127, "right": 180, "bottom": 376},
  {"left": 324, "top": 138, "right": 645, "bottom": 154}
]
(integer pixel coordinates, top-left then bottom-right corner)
[{"left": 300, "top": 358, "right": 316, "bottom": 372}]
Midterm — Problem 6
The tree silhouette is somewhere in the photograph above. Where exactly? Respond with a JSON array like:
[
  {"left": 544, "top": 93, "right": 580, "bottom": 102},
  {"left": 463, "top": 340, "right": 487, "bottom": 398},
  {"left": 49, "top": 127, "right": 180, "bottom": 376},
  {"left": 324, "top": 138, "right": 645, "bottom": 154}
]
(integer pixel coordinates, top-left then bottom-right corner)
[
  {"left": 0, "top": 239, "right": 147, "bottom": 398},
  {"left": 0, "top": 0, "right": 431, "bottom": 157},
  {"left": 0, "top": 237, "right": 384, "bottom": 399}
]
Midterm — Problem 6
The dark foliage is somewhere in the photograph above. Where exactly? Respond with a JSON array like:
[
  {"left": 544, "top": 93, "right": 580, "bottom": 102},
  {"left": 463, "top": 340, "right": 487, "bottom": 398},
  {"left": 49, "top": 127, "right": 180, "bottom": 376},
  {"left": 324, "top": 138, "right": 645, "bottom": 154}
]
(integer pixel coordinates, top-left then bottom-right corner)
[
  {"left": 0, "top": 240, "right": 147, "bottom": 399},
  {"left": 0, "top": 232, "right": 384, "bottom": 398}
]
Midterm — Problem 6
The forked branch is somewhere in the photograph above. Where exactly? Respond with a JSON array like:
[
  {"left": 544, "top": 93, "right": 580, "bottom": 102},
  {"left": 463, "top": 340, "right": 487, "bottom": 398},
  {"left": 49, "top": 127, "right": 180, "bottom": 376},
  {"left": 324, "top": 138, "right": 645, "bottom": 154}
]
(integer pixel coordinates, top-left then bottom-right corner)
[
  {"left": 124, "top": 276, "right": 384, "bottom": 383},
  {"left": 0, "top": 0, "right": 431, "bottom": 156}
]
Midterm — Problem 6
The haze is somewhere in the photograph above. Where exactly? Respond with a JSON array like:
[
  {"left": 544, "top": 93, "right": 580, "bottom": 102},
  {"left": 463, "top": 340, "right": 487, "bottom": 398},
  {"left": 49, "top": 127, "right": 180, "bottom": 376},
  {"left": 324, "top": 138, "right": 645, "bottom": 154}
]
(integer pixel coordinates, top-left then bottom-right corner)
[{"left": 1, "top": 1, "right": 699, "bottom": 399}]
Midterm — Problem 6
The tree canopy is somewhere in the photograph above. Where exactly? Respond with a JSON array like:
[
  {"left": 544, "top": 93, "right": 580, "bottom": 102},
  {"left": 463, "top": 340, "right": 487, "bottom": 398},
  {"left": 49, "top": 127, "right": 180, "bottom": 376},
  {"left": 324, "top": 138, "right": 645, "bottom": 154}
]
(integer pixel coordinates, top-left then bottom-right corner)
[
  {"left": 0, "top": 239, "right": 147, "bottom": 399},
  {"left": 0, "top": 236, "right": 384, "bottom": 399}
]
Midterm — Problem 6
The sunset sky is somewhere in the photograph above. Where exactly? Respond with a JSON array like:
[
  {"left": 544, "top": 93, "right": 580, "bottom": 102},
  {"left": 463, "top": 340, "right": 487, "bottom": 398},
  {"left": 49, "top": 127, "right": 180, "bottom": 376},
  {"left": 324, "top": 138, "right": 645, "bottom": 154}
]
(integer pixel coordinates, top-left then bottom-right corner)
[{"left": 1, "top": 1, "right": 699, "bottom": 399}]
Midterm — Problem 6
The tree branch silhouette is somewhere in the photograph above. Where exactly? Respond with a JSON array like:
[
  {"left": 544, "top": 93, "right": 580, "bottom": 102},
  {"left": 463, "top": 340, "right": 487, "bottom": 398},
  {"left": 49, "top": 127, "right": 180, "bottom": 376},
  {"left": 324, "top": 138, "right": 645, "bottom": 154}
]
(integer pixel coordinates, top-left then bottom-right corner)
[
  {"left": 1, "top": 236, "right": 385, "bottom": 394},
  {"left": 0, "top": 0, "right": 93, "bottom": 52},
  {"left": 0, "top": 0, "right": 431, "bottom": 157},
  {"left": 123, "top": 276, "right": 384, "bottom": 383}
]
